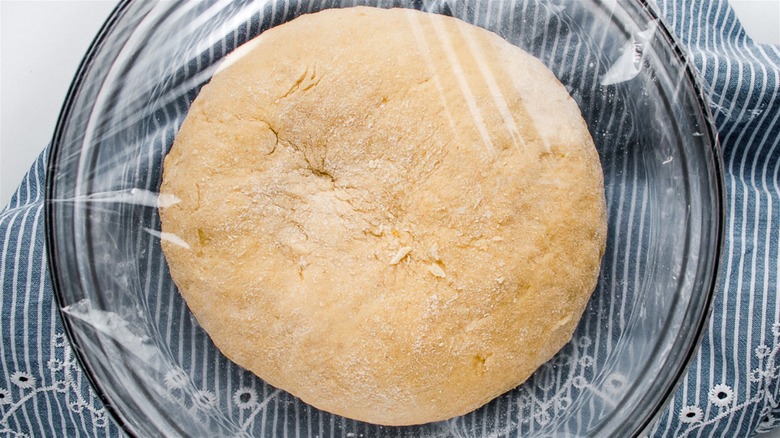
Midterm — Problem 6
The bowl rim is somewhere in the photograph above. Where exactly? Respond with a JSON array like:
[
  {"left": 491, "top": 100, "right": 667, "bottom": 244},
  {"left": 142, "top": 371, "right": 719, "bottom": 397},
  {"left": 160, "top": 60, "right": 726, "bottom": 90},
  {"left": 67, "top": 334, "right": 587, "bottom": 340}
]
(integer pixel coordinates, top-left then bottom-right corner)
[
  {"left": 607, "top": 1, "right": 725, "bottom": 435},
  {"left": 44, "top": 0, "right": 725, "bottom": 437},
  {"left": 45, "top": 1, "right": 138, "bottom": 435}
]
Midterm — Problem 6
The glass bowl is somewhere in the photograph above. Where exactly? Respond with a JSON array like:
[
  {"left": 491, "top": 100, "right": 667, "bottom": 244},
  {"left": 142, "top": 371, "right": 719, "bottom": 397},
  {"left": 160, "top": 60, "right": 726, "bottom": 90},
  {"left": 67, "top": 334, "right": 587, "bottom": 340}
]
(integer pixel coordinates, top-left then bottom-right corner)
[{"left": 45, "top": 0, "right": 723, "bottom": 436}]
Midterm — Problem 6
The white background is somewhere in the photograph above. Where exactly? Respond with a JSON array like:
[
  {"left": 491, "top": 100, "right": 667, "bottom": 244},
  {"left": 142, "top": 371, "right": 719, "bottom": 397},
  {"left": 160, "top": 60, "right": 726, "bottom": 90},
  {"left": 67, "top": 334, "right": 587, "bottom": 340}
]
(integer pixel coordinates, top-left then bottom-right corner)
[
  {"left": 0, "top": 1, "right": 779, "bottom": 435},
  {"left": 1, "top": 0, "right": 119, "bottom": 205}
]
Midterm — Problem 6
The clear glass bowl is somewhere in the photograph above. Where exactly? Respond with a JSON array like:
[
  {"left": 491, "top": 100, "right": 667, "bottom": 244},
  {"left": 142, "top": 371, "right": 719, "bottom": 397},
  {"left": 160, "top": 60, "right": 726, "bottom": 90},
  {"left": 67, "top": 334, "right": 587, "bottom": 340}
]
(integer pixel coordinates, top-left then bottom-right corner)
[{"left": 46, "top": 0, "right": 723, "bottom": 436}]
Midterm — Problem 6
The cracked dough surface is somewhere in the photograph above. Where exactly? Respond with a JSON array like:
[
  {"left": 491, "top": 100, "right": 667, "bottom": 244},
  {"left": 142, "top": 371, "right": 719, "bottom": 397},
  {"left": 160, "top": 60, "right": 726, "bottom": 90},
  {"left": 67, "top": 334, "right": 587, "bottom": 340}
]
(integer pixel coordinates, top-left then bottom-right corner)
[{"left": 160, "top": 6, "right": 607, "bottom": 426}]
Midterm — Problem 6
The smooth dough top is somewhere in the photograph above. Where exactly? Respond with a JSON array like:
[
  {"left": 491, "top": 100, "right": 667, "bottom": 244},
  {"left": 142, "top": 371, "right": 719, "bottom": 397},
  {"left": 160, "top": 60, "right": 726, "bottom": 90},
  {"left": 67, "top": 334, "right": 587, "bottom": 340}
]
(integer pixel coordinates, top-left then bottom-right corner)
[{"left": 160, "top": 6, "right": 607, "bottom": 426}]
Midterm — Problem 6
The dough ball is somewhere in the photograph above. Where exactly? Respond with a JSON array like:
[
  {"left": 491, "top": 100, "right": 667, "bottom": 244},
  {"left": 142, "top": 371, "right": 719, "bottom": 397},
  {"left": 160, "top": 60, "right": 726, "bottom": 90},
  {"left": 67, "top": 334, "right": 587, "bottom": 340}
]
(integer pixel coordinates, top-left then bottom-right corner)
[{"left": 160, "top": 6, "right": 606, "bottom": 426}]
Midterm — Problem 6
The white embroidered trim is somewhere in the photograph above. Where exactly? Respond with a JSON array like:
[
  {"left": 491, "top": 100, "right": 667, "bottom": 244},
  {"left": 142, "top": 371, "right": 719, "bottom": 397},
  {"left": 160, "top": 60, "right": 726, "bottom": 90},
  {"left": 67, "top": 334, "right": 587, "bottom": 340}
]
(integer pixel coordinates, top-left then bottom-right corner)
[
  {"left": 680, "top": 405, "right": 704, "bottom": 424},
  {"left": 708, "top": 384, "right": 734, "bottom": 408},
  {"left": 0, "top": 332, "right": 109, "bottom": 436},
  {"left": 677, "top": 319, "right": 780, "bottom": 435}
]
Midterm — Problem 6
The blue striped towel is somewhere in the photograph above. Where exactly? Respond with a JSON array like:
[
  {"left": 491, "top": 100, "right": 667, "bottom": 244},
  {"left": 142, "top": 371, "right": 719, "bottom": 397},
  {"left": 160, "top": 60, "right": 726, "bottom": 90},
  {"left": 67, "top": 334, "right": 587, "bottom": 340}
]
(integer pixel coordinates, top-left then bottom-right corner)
[{"left": 1, "top": 0, "right": 778, "bottom": 436}]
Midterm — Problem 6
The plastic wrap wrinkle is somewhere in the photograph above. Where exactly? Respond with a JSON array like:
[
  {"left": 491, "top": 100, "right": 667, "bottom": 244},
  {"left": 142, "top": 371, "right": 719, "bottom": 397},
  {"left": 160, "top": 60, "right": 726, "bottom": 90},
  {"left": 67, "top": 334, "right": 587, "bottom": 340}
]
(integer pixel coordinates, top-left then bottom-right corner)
[
  {"left": 601, "top": 20, "right": 658, "bottom": 86},
  {"left": 142, "top": 228, "right": 191, "bottom": 249},
  {"left": 189, "top": 2, "right": 262, "bottom": 70},
  {"left": 49, "top": 188, "right": 180, "bottom": 208},
  {"left": 61, "top": 299, "right": 164, "bottom": 368}
]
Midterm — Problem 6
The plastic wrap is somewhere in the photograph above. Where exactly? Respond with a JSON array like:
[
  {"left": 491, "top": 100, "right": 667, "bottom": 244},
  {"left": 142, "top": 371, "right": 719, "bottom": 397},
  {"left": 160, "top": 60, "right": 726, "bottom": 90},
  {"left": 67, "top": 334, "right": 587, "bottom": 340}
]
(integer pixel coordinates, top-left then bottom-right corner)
[{"left": 45, "top": 0, "right": 723, "bottom": 436}]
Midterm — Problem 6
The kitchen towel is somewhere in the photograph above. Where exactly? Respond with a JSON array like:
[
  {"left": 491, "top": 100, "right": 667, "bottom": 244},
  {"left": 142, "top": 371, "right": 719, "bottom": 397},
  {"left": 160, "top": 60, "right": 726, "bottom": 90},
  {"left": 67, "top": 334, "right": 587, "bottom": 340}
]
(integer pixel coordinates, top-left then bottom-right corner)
[{"left": 1, "top": 0, "right": 778, "bottom": 436}]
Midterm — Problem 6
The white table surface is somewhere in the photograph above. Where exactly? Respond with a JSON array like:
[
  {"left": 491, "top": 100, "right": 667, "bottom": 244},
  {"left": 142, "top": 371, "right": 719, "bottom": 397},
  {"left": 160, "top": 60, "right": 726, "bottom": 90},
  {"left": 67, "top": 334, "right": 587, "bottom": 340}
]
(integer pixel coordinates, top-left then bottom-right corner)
[
  {"left": 0, "top": 1, "right": 779, "bottom": 435},
  {"left": 1, "top": 0, "right": 120, "bottom": 205}
]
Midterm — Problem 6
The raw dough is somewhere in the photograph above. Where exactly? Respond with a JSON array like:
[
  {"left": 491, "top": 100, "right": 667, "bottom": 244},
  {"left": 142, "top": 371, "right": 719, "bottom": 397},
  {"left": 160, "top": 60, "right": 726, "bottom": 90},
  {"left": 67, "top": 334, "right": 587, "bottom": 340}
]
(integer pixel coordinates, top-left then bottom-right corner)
[{"left": 160, "top": 6, "right": 607, "bottom": 426}]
